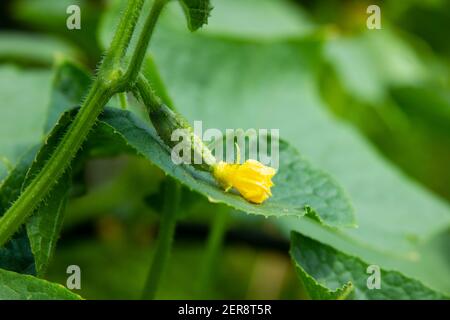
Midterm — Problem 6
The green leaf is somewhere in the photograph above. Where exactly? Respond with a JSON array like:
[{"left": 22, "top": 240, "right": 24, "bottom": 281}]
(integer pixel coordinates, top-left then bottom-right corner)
[
  {"left": 44, "top": 60, "right": 92, "bottom": 132},
  {"left": 0, "top": 268, "right": 81, "bottom": 300},
  {"left": 24, "top": 61, "right": 90, "bottom": 276},
  {"left": 97, "top": 108, "right": 355, "bottom": 227},
  {"left": 0, "top": 66, "right": 54, "bottom": 274},
  {"left": 191, "top": 0, "right": 314, "bottom": 39},
  {"left": 48, "top": 60, "right": 355, "bottom": 227},
  {"left": 178, "top": 0, "right": 213, "bottom": 31},
  {"left": 98, "top": 2, "right": 354, "bottom": 227},
  {"left": 149, "top": 16, "right": 449, "bottom": 241},
  {"left": 324, "top": 30, "right": 427, "bottom": 104},
  {"left": 24, "top": 114, "right": 74, "bottom": 276},
  {"left": 0, "top": 61, "right": 86, "bottom": 276},
  {"left": 43, "top": 103, "right": 355, "bottom": 228},
  {"left": 26, "top": 180, "right": 69, "bottom": 277},
  {"left": 99, "top": 0, "right": 450, "bottom": 291},
  {"left": 0, "top": 66, "right": 52, "bottom": 180},
  {"left": 290, "top": 232, "right": 449, "bottom": 300},
  {"left": 0, "top": 149, "right": 37, "bottom": 274}
]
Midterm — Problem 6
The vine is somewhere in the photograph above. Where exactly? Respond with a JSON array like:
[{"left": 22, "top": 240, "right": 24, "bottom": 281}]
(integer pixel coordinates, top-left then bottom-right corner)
[{"left": 0, "top": 0, "right": 168, "bottom": 246}]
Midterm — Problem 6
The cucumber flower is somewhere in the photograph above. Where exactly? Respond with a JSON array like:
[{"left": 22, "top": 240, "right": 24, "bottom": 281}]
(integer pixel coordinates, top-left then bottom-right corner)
[
  {"left": 146, "top": 102, "right": 276, "bottom": 204},
  {"left": 212, "top": 159, "right": 276, "bottom": 204}
]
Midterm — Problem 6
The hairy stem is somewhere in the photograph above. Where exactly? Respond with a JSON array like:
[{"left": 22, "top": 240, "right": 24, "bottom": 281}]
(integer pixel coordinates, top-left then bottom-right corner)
[
  {"left": 0, "top": 81, "right": 112, "bottom": 246},
  {"left": 102, "top": 0, "right": 145, "bottom": 71},
  {"left": 142, "top": 178, "right": 181, "bottom": 300},
  {"left": 122, "top": 0, "right": 168, "bottom": 87},
  {"left": 0, "top": 0, "right": 150, "bottom": 247},
  {"left": 136, "top": 74, "right": 217, "bottom": 171},
  {"left": 136, "top": 73, "right": 161, "bottom": 112}
]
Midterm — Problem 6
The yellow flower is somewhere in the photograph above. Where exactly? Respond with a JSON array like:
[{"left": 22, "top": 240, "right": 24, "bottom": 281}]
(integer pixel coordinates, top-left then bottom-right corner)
[{"left": 213, "top": 159, "right": 276, "bottom": 204}]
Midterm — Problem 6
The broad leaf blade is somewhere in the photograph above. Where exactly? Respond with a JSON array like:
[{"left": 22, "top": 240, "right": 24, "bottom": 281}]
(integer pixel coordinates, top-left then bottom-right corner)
[
  {"left": 97, "top": 0, "right": 449, "bottom": 293},
  {"left": 324, "top": 30, "right": 426, "bottom": 104},
  {"left": 0, "top": 66, "right": 52, "bottom": 180},
  {"left": 50, "top": 61, "right": 355, "bottom": 228},
  {"left": 0, "top": 268, "right": 81, "bottom": 300},
  {"left": 124, "top": 0, "right": 450, "bottom": 290},
  {"left": 97, "top": 108, "right": 355, "bottom": 227},
  {"left": 290, "top": 232, "right": 449, "bottom": 300}
]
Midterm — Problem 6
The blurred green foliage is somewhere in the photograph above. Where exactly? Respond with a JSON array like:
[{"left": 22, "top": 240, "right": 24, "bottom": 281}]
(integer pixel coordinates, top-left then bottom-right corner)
[{"left": 0, "top": 0, "right": 449, "bottom": 299}]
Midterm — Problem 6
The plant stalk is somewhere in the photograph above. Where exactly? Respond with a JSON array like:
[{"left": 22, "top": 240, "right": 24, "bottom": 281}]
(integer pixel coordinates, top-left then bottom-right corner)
[
  {"left": 119, "top": 92, "right": 128, "bottom": 109},
  {"left": 0, "top": 0, "right": 151, "bottom": 247},
  {"left": 136, "top": 73, "right": 161, "bottom": 112},
  {"left": 195, "top": 208, "right": 228, "bottom": 297},
  {"left": 102, "top": 0, "right": 145, "bottom": 70},
  {"left": 121, "top": 0, "right": 168, "bottom": 88},
  {"left": 142, "top": 178, "right": 181, "bottom": 300},
  {"left": 136, "top": 74, "right": 217, "bottom": 171},
  {"left": 0, "top": 80, "right": 112, "bottom": 246}
]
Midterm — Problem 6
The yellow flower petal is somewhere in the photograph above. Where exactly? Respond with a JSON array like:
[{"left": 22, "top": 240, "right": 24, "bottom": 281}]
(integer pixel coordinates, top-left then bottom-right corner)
[{"left": 212, "top": 160, "right": 276, "bottom": 204}]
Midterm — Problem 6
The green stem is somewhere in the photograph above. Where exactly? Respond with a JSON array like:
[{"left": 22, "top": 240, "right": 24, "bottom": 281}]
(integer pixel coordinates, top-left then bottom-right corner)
[
  {"left": 0, "top": 80, "right": 112, "bottom": 247},
  {"left": 135, "top": 74, "right": 217, "bottom": 170},
  {"left": 102, "top": 0, "right": 145, "bottom": 71},
  {"left": 0, "top": 0, "right": 167, "bottom": 248},
  {"left": 195, "top": 208, "right": 228, "bottom": 297},
  {"left": 0, "top": 0, "right": 149, "bottom": 247},
  {"left": 142, "top": 178, "right": 181, "bottom": 300},
  {"left": 121, "top": 0, "right": 168, "bottom": 87},
  {"left": 136, "top": 73, "right": 161, "bottom": 112},
  {"left": 119, "top": 92, "right": 128, "bottom": 109}
]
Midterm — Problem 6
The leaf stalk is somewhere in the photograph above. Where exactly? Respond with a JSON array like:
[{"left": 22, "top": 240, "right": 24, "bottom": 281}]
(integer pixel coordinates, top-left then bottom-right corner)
[{"left": 141, "top": 178, "right": 181, "bottom": 299}]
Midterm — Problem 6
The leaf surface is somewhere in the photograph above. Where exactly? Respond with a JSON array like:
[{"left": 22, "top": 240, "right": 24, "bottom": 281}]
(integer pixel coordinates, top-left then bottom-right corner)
[
  {"left": 291, "top": 232, "right": 449, "bottom": 299},
  {"left": 0, "top": 66, "right": 52, "bottom": 179},
  {"left": 0, "top": 268, "right": 81, "bottom": 300},
  {"left": 0, "top": 66, "right": 54, "bottom": 274},
  {"left": 98, "top": 108, "right": 355, "bottom": 227},
  {"left": 0, "top": 62, "right": 85, "bottom": 275},
  {"left": 49, "top": 61, "right": 355, "bottom": 227},
  {"left": 99, "top": 0, "right": 450, "bottom": 292}
]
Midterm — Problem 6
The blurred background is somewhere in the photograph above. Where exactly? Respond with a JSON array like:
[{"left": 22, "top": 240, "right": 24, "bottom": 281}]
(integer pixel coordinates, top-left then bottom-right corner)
[{"left": 0, "top": 0, "right": 449, "bottom": 299}]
